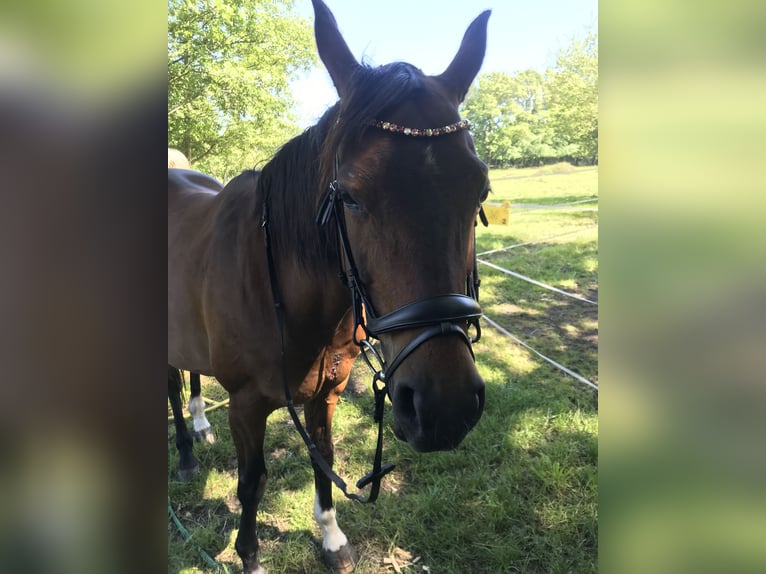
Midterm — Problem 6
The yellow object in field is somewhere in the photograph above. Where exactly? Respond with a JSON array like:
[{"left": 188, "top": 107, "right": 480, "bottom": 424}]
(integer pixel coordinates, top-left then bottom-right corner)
[{"left": 482, "top": 201, "right": 511, "bottom": 225}]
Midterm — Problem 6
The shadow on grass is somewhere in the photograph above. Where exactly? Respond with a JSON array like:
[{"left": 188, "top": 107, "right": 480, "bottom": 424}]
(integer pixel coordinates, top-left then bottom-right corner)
[
  {"left": 169, "top": 347, "right": 598, "bottom": 573},
  {"left": 477, "top": 232, "right": 599, "bottom": 384},
  {"left": 168, "top": 388, "right": 382, "bottom": 574},
  {"left": 331, "top": 353, "right": 598, "bottom": 573},
  {"left": 483, "top": 291, "right": 598, "bottom": 384},
  {"left": 167, "top": 401, "right": 323, "bottom": 573},
  {"left": 168, "top": 434, "right": 239, "bottom": 574},
  {"left": 169, "top": 295, "right": 597, "bottom": 570},
  {"left": 479, "top": 327, "right": 598, "bottom": 570}
]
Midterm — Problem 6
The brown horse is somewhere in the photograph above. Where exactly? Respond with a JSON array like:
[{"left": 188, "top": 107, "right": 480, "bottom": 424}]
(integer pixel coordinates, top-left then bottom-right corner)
[
  {"left": 167, "top": 155, "right": 215, "bottom": 481},
  {"left": 168, "top": 1, "right": 490, "bottom": 572}
]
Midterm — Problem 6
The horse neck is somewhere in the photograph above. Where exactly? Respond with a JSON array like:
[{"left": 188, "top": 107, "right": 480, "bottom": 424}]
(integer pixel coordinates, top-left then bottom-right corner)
[{"left": 258, "top": 129, "right": 351, "bottom": 326}]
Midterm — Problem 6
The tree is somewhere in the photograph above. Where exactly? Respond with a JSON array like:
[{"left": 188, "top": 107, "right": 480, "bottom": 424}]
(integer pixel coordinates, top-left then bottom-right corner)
[
  {"left": 463, "top": 71, "right": 554, "bottom": 167},
  {"left": 547, "top": 32, "right": 598, "bottom": 163},
  {"left": 462, "top": 32, "right": 598, "bottom": 167},
  {"left": 168, "top": 0, "right": 316, "bottom": 179}
]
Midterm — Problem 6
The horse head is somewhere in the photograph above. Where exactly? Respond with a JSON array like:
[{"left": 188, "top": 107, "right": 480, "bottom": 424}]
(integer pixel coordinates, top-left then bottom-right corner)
[{"left": 312, "top": 0, "right": 491, "bottom": 452}]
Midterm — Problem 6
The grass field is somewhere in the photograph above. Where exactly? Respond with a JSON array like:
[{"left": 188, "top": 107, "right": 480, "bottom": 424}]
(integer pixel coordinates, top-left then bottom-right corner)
[{"left": 168, "top": 163, "right": 598, "bottom": 573}]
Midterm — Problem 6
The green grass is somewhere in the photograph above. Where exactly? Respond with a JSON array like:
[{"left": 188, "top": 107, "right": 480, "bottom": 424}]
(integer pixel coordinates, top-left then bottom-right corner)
[
  {"left": 477, "top": 163, "right": 598, "bottom": 386},
  {"left": 489, "top": 165, "right": 598, "bottom": 206},
  {"left": 168, "top": 166, "right": 598, "bottom": 573}
]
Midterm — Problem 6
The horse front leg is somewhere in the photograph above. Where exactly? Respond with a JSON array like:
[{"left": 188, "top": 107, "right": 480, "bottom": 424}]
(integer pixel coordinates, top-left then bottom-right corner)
[
  {"left": 229, "top": 390, "right": 272, "bottom": 574},
  {"left": 305, "top": 365, "right": 358, "bottom": 574},
  {"left": 187, "top": 371, "right": 216, "bottom": 444}
]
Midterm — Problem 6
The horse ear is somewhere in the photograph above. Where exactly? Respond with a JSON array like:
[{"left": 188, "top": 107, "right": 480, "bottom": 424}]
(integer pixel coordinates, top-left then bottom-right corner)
[
  {"left": 436, "top": 10, "right": 491, "bottom": 104},
  {"left": 311, "top": 0, "right": 359, "bottom": 99}
]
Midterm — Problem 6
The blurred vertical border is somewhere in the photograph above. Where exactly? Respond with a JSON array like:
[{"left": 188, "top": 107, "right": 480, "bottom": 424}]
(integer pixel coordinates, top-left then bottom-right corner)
[
  {"left": 601, "top": 0, "right": 766, "bottom": 573},
  {"left": 0, "top": 1, "right": 167, "bottom": 573}
]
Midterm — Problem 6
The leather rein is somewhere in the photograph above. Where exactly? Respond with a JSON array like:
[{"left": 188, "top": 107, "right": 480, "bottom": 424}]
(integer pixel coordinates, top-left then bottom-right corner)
[{"left": 262, "top": 121, "right": 488, "bottom": 504}]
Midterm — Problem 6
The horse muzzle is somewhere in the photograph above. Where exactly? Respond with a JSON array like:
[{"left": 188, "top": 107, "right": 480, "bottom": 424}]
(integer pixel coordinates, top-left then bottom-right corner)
[
  {"left": 360, "top": 294, "right": 485, "bottom": 452},
  {"left": 390, "top": 367, "right": 485, "bottom": 452}
]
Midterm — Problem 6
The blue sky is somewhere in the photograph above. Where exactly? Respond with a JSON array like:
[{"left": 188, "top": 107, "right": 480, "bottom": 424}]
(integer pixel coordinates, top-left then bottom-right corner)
[{"left": 291, "top": 0, "right": 597, "bottom": 127}]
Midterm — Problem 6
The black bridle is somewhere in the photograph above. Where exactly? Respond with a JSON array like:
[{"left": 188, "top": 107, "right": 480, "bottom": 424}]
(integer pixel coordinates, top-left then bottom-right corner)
[
  {"left": 316, "top": 170, "right": 486, "bottom": 385},
  {"left": 262, "top": 132, "right": 488, "bottom": 504}
]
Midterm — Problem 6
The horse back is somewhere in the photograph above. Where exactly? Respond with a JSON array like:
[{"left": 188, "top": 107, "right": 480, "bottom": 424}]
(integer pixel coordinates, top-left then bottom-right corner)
[{"left": 169, "top": 168, "right": 222, "bottom": 196}]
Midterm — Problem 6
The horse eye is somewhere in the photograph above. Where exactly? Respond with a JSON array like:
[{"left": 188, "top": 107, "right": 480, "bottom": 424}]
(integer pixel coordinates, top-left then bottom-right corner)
[
  {"left": 339, "top": 188, "right": 363, "bottom": 211},
  {"left": 340, "top": 189, "right": 356, "bottom": 205},
  {"left": 479, "top": 185, "right": 490, "bottom": 203}
]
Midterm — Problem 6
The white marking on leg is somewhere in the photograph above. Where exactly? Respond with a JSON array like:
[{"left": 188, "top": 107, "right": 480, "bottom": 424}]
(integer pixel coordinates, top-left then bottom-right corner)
[
  {"left": 314, "top": 493, "right": 348, "bottom": 552},
  {"left": 187, "top": 395, "right": 212, "bottom": 433}
]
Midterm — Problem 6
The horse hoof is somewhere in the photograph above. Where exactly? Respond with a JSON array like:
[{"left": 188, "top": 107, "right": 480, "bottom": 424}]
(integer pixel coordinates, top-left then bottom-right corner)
[
  {"left": 323, "top": 543, "right": 358, "bottom": 574},
  {"left": 177, "top": 464, "right": 199, "bottom": 482},
  {"left": 194, "top": 427, "right": 216, "bottom": 445},
  {"left": 245, "top": 565, "right": 268, "bottom": 574}
]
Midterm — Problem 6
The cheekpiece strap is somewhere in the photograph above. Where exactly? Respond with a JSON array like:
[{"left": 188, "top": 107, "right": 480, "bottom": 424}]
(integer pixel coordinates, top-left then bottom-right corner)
[{"left": 369, "top": 119, "right": 471, "bottom": 137}]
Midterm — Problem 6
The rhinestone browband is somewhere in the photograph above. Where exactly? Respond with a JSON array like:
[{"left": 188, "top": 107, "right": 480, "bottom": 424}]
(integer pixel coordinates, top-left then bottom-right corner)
[{"left": 369, "top": 118, "right": 471, "bottom": 137}]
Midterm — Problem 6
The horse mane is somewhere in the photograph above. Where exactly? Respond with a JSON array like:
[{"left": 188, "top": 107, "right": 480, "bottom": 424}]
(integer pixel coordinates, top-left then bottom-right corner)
[
  {"left": 318, "top": 62, "right": 428, "bottom": 190},
  {"left": 253, "top": 61, "right": 428, "bottom": 272}
]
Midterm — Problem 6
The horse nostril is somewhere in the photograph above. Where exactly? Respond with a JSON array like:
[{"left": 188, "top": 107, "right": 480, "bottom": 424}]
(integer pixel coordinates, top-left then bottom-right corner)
[{"left": 395, "top": 384, "right": 416, "bottom": 420}]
